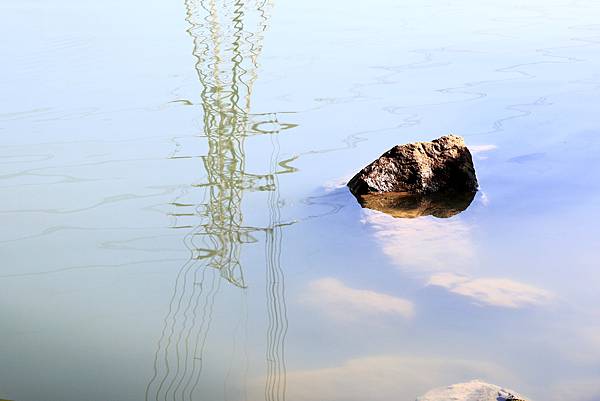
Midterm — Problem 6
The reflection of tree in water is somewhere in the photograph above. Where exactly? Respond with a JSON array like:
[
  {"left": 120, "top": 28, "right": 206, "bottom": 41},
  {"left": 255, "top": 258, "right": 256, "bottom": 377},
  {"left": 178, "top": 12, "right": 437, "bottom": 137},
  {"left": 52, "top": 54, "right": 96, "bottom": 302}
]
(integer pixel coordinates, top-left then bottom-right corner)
[{"left": 146, "top": 1, "right": 292, "bottom": 400}]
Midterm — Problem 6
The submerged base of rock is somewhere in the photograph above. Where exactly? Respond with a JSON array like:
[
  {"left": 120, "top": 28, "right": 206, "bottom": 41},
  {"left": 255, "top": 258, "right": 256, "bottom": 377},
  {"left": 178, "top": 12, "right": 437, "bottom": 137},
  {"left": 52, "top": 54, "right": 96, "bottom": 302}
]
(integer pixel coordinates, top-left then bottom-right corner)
[
  {"left": 416, "top": 380, "right": 528, "bottom": 401},
  {"left": 357, "top": 190, "right": 476, "bottom": 219}
]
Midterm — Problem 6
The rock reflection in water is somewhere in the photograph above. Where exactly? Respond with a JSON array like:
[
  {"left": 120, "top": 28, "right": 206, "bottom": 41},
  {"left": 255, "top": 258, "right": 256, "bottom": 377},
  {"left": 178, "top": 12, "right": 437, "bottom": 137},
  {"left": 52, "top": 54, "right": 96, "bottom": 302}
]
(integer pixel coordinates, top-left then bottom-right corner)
[{"left": 354, "top": 190, "right": 476, "bottom": 219}]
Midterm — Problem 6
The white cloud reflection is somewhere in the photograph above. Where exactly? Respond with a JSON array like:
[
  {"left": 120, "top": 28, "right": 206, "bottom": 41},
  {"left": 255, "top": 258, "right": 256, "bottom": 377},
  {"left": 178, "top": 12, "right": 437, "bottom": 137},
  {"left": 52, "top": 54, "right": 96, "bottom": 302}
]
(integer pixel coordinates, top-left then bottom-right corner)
[
  {"left": 363, "top": 210, "right": 553, "bottom": 309},
  {"left": 303, "top": 277, "right": 414, "bottom": 321},
  {"left": 276, "top": 355, "right": 509, "bottom": 401},
  {"left": 470, "top": 144, "right": 498, "bottom": 154},
  {"left": 471, "top": 144, "right": 497, "bottom": 161},
  {"left": 428, "top": 273, "right": 554, "bottom": 308},
  {"left": 363, "top": 211, "right": 475, "bottom": 274}
]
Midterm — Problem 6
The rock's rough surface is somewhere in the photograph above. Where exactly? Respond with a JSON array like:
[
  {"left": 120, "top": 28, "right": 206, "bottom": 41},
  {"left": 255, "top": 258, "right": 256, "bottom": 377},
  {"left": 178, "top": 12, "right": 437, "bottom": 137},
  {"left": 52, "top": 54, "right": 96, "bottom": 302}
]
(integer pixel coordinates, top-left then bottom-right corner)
[
  {"left": 347, "top": 135, "right": 478, "bottom": 196},
  {"left": 416, "top": 380, "right": 528, "bottom": 401}
]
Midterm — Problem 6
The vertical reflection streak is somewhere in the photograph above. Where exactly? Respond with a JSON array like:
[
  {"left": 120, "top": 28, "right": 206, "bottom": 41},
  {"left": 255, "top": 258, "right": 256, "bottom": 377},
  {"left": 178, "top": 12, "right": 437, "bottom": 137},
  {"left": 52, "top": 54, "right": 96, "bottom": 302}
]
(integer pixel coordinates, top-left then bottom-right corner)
[
  {"left": 147, "top": 0, "right": 293, "bottom": 400},
  {"left": 265, "top": 131, "right": 288, "bottom": 401}
]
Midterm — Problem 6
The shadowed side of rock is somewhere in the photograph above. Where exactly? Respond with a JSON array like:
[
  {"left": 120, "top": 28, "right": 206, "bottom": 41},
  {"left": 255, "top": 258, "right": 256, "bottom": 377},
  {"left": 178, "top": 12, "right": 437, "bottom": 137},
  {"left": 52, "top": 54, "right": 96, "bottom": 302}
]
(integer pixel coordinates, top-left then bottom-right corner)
[{"left": 347, "top": 135, "right": 478, "bottom": 196}]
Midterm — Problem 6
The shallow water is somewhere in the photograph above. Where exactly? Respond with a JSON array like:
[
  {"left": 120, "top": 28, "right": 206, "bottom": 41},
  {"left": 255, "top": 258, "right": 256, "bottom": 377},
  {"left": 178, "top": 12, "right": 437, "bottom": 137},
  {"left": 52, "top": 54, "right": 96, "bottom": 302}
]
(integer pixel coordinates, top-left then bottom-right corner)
[{"left": 1, "top": 0, "right": 600, "bottom": 400}]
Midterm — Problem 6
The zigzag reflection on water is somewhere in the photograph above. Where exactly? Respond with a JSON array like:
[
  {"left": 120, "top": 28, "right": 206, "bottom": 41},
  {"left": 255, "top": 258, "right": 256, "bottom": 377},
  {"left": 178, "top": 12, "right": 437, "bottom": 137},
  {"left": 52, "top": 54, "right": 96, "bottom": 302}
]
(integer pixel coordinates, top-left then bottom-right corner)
[
  {"left": 264, "top": 134, "right": 288, "bottom": 401},
  {"left": 146, "top": 0, "right": 293, "bottom": 400}
]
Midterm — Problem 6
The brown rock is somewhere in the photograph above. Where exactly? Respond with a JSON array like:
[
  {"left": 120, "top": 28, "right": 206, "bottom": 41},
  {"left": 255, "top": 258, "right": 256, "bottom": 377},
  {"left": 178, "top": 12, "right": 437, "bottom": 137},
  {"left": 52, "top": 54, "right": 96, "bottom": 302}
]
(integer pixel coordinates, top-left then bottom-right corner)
[
  {"left": 416, "top": 380, "right": 529, "bottom": 401},
  {"left": 347, "top": 134, "right": 478, "bottom": 196}
]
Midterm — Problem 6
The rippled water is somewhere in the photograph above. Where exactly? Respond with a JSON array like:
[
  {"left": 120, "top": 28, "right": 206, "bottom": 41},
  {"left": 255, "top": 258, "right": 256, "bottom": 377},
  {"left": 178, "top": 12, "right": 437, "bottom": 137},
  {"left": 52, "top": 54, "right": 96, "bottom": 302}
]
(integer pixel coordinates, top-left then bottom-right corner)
[{"left": 2, "top": 0, "right": 600, "bottom": 400}]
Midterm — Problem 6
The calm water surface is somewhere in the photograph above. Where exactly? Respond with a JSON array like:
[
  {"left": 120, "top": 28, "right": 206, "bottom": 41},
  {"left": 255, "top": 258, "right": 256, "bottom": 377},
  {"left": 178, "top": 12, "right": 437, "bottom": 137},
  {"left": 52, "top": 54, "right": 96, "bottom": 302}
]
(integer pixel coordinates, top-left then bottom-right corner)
[{"left": 1, "top": 0, "right": 600, "bottom": 400}]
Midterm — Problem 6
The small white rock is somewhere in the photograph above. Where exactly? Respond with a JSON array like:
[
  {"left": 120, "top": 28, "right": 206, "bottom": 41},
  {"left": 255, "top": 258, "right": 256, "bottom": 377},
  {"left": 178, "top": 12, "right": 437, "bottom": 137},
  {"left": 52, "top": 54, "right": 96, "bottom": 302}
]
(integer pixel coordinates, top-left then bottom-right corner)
[{"left": 416, "top": 379, "right": 528, "bottom": 401}]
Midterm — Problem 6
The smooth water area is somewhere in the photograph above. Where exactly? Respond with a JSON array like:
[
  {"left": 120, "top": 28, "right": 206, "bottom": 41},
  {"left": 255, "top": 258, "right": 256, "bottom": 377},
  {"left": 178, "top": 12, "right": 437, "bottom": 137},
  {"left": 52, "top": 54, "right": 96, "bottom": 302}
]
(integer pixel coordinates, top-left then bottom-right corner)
[{"left": 1, "top": 0, "right": 600, "bottom": 400}]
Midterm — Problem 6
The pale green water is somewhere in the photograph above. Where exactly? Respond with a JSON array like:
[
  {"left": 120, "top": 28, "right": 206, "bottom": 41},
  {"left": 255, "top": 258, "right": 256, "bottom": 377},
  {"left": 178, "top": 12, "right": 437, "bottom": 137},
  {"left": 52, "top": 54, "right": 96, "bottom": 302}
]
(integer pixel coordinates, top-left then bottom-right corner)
[{"left": 1, "top": 0, "right": 600, "bottom": 400}]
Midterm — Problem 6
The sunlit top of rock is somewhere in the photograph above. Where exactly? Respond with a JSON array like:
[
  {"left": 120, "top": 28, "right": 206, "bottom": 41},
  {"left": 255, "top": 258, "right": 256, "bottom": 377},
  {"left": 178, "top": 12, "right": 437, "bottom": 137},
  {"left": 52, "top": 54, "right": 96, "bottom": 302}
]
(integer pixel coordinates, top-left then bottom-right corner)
[{"left": 348, "top": 134, "right": 478, "bottom": 196}]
